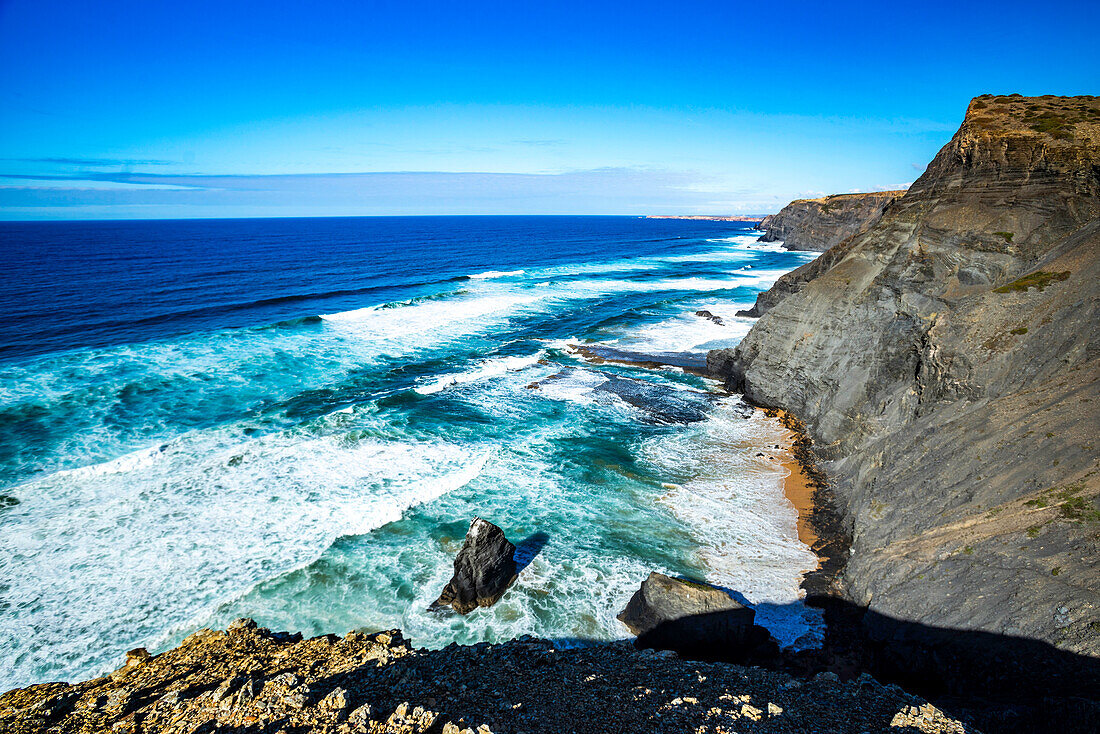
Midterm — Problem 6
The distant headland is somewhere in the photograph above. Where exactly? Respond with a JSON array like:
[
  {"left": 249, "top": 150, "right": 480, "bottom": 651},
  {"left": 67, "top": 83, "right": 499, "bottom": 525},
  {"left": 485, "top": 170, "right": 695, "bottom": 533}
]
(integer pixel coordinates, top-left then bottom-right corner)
[{"left": 644, "top": 214, "right": 764, "bottom": 222}]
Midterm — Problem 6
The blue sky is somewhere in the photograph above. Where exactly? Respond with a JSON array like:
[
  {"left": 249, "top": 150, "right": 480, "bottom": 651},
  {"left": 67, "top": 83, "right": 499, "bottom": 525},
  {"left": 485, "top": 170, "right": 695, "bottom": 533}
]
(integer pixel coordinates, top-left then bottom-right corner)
[{"left": 1, "top": 0, "right": 1096, "bottom": 219}]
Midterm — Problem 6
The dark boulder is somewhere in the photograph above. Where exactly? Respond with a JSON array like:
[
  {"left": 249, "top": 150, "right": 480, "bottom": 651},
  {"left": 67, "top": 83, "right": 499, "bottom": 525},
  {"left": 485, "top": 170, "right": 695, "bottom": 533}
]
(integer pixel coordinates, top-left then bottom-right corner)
[
  {"left": 433, "top": 518, "right": 517, "bottom": 614},
  {"left": 617, "top": 572, "right": 767, "bottom": 658},
  {"left": 694, "top": 309, "right": 724, "bottom": 325}
]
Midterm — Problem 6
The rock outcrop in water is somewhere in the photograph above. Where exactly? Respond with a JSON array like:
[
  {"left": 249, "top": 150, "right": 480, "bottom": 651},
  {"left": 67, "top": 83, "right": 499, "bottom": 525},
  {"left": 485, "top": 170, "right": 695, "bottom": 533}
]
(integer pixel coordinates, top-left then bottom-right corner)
[
  {"left": 756, "top": 191, "right": 906, "bottom": 252},
  {"left": 617, "top": 572, "right": 763, "bottom": 658},
  {"left": 432, "top": 518, "right": 517, "bottom": 614},
  {"left": 0, "top": 621, "right": 973, "bottom": 733},
  {"left": 709, "top": 95, "right": 1100, "bottom": 661}
]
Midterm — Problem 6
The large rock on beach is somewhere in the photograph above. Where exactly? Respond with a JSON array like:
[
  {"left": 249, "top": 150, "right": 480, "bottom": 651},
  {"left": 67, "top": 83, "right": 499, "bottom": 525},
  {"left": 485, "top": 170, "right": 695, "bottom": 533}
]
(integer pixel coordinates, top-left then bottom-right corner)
[
  {"left": 433, "top": 518, "right": 517, "bottom": 614},
  {"left": 617, "top": 572, "right": 760, "bottom": 657}
]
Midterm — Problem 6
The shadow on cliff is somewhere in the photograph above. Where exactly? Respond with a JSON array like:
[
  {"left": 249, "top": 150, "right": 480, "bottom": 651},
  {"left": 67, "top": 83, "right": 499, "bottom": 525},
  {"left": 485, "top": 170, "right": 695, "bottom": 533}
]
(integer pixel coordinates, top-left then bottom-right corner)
[
  {"left": 301, "top": 596, "right": 1098, "bottom": 734},
  {"left": 551, "top": 597, "right": 1100, "bottom": 734},
  {"left": 777, "top": 595, "right": 1100, "bottom": 734}
]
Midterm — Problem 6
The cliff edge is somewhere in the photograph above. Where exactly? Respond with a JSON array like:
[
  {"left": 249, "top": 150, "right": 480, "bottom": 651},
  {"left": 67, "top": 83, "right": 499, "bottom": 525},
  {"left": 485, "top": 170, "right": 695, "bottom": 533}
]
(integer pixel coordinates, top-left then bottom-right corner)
[
  {"left": 757, "top": 191, "right": 906, "bottom": 252},
  {"left": 710, "top": 95, "right": 1100, "bottom": 660}
]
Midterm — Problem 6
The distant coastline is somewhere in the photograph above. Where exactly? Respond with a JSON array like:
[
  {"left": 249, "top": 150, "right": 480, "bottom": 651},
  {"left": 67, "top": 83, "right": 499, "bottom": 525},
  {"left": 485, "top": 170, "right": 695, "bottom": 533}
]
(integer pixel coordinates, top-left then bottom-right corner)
[{"left": 644, "top": 215, "right": 764, "bottom": 222}]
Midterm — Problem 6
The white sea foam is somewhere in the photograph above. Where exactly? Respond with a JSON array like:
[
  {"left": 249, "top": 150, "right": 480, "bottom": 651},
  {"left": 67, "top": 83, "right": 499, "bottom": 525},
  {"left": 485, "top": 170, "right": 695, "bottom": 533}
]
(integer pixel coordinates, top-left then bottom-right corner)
[
  {"left": 726, "top": 266, "right": 802, "bottom": 288},
  {"left": 52, "top": 443, "right": 166, "bottom": 479},
  {"left": 551, "top": 277, "right": 742, "bottom": 295},
  {"left": 525, "top": 259, "right": 657, "bottom": 279},
  {"left": 469, "top": 269, "right": 525, "bottom": 279},
  {"left": 642, "top": 402, "right": 824, "bottom": 650},
  {"left": 0, "top": 427, "right": 487, "bottom": 689},
  {"left": 705, "top": 234, "right": 785, "bottom": 250},
  {"left": 414, "top": 353, "right": 544, "bottom": 395},
  {"left": 654, "top": 249, "right": 756, "bottom": 264},
  {"left": 321, "top": 292, "right": 541, "bottom": 351},
  {"left": 531, "top": 368, "right": 608, "bottom": 405},
  {"left": 611, "top": 311, "right": 756, "bottom": 353}
]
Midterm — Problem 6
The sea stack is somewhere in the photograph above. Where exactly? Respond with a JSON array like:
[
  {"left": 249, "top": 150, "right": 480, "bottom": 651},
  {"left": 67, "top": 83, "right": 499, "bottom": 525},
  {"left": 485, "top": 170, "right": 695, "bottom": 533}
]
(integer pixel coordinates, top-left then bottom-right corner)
[{"left": 433, "top": 518, "right": 518, "bottom": 614}]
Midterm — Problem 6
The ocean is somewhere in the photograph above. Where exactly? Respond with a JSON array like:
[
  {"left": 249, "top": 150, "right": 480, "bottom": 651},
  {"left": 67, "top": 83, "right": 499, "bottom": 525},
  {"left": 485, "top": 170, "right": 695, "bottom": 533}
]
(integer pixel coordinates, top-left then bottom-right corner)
[{"left": 0, "top": 215, "right": 822, "bottom": 690}]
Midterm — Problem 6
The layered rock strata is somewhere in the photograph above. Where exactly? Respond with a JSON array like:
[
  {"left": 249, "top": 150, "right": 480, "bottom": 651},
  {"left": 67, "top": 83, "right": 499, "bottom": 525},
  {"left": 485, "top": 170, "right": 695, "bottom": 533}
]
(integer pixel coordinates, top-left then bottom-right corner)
[
  {"left": 756, "top": 191, "right": 906, "bottom": 252},
  {"left": 709, "top": 95, "right": 1100, "bottom": 658}
]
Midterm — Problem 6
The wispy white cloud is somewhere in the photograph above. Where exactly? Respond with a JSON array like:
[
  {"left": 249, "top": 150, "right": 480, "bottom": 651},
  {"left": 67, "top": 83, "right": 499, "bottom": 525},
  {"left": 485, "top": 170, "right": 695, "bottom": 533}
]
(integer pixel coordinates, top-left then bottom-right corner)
[
  {"left": 4, "top": 157, "right": 178, "bottom": 167},
  {"left": 0, "top": 168, "right": 781, "bottom": 219}
]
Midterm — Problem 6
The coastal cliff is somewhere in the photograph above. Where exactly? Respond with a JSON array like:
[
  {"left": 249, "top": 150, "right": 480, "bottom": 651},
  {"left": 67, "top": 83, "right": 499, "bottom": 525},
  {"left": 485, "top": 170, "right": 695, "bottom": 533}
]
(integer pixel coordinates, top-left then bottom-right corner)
[
  {"left": 738, "top": 191, "right": 905, "bottom": 317},
  {"left": 756, "top": 191, "right": 906, "bottom": 252},
  {"left": 709, "top": 95, "right": 1100, "bottom": 662}
]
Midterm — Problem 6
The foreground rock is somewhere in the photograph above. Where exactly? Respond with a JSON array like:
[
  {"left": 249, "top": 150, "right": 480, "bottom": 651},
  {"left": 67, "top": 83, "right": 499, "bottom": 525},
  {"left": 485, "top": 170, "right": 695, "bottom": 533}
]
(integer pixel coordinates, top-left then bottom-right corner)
[
  {"left": 709, "top": 95, "right": 1100, "bottom": 658},
  {"left": 433, "top": 518, "right": 517, "bottom": 614},
  {"left": 0, "top": 622, "right": 974, "bottom": 733},
  {"left": 618, "top": 572, "right": 765, "bottom": 658}
]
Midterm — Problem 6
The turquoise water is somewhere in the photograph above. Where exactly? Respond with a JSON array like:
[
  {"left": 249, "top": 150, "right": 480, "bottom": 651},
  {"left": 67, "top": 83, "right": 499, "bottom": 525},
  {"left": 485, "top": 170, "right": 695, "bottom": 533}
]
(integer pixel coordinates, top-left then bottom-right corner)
[{"left": 0, "top": 217, "right": 821, "bottom": 689}]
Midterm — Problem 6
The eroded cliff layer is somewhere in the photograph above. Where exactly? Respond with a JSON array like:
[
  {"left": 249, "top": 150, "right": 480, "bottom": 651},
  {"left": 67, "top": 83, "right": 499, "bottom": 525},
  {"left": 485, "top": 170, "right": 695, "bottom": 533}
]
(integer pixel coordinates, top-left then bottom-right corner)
[
  {"left": 757, "top": 191, "right": 906, "bottom": 252},
  {"left": 710, "top": 95, "right": 1100, "bottom": 655}
]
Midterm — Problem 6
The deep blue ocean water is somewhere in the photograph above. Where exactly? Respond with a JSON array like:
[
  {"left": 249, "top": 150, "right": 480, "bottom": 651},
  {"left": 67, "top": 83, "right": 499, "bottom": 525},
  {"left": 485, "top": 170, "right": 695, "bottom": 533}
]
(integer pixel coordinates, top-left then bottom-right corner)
[{"left": 0, "top": 215, "right": 821, "bottom": 689}]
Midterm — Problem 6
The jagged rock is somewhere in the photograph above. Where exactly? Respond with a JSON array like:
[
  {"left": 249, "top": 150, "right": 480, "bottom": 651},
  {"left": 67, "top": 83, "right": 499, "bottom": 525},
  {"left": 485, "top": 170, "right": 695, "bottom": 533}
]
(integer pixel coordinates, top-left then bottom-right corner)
[
  {"left": 227, "top": 617, "right": 257, "bottom": 633},
  {"left": 320, "top": 686, "right": 348, "bottom": 710},
  {"left": 694, "top": 310, "right": 724, "bottom": 325},
  {"left": 617, "top": 573, "right": 759, "bottom": 656},
  {"left": 433, "top": 518, "right": 517, "bottom": 614}
]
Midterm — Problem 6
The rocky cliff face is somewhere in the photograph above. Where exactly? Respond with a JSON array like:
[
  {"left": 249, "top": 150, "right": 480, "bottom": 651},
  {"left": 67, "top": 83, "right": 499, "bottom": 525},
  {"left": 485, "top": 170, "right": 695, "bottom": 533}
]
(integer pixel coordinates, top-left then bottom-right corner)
[
  {"left": 710, "top": 95, "right": 1100, "bottom": 656},
  {"left": 756, "top": 191, "right": 906, "bottom": 251}
]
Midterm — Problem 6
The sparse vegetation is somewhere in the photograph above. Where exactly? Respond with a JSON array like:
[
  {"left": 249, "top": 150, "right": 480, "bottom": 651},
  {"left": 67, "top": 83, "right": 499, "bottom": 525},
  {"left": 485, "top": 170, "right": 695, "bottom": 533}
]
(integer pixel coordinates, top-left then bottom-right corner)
[
  {"left": 1029, "top": 113, "right": 1073, "bottom": 139},
  {"left": 962, "top": 545, "right": 974, "bottom": 555},
  {"left": 1026, "top": 525, "right": 1042, "bottom": 538},
  {"left": 1058, "top": 494, "right": 1100, "bottom": 522},
  {"left": 1052, "top": 566, "right": 1062, "bottom": 576},
  {"left": 993, "top": 231, "right": 1014, "bottom": 242},
  {"left": 994, "top": 270, "right": 1071, "bottom": 293},
  {"left": 1025, "top": 481, "right": 1100, "bottom": 523},
  {"left": 1010, "top": 327, "right": 1028, "bottom": 335}
]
